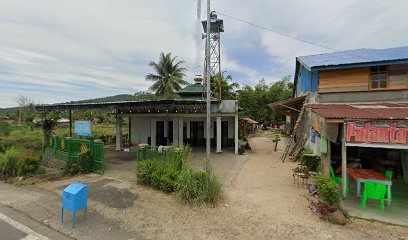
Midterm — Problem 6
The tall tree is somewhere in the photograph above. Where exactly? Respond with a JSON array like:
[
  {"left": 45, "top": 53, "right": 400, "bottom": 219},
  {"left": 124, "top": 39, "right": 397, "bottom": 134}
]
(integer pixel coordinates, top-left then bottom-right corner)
[
  {"left": 237, "top": 76, "right": 293, "bottom": 123},
  {"left": 15, "top": 95, "right": 35, "bottom": 125},
  {"left": 146, "top": 52, "right": 189, "bottom": 95},
  {"left": 211, "top": 72, "right": 240, "bottom": 100}
]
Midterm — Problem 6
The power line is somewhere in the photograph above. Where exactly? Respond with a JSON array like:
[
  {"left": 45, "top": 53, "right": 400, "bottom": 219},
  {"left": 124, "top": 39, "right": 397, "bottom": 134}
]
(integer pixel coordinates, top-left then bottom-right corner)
[
  {"left": 217, "top": 12, "right": 377, "bottom": 61},
  {"left": 217, "top": 12, "right": 337, "bottom": 52}
]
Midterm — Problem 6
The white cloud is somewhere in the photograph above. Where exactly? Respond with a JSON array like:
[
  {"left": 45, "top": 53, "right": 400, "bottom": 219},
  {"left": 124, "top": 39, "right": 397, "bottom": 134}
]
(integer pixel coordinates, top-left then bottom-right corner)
[{"left": 1, "top": 0, "right": 408, "bottom": 107}]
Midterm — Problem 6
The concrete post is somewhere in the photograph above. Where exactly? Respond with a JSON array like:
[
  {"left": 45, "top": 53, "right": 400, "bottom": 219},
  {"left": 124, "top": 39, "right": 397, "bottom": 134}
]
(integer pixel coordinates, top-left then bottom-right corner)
[
  {"left": 164, "top": 119, "right": 168, "bottom": 138},
  {"left": 186, "top": 120, "right": 190, "bottom": 138},
  {"left": 341, "top": 125, "right": 347, "bottom": 198},
  {"left": 320, "top": 137, "right": 331, "bottom": 177},
  {"left": 150, "top": 119, "right": 156, "bottom": 146},
  {"left": 178, "top": 118, "right": 184, "bottom": 147},
  {"left": 173, "top": 118, "right": 178, "bottom": 146},
  {"left": 234, "top": 115, "right": 238, "bottom": 154},
  {"left": 216, "top": 117, "right": 222, "bottom": 153},
  {"left": 115, "top": 116, "right": 122, "bottom": 151}
]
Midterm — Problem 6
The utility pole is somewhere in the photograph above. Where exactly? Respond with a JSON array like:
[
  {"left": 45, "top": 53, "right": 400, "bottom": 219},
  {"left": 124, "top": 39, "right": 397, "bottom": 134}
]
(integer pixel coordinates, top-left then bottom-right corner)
[{"left": 205, "top": 0, "right": 211, "bottom": 171}]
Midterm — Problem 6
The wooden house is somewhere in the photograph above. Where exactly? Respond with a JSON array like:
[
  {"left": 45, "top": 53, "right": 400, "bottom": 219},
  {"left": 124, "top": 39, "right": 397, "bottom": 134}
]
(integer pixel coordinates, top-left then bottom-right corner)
[{"left": 272, "top": 46, "right": 408, "bottom": 204}]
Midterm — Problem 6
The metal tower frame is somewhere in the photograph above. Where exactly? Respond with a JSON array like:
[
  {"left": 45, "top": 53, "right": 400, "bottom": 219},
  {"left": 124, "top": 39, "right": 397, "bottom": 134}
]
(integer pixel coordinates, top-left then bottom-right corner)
[{"left": 202, "top": 11, "right": 224, "bottom": 97}]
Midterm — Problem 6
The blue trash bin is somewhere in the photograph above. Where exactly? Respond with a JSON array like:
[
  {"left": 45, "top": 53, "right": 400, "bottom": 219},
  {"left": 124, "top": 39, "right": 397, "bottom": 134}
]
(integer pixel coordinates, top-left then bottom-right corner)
[{"left": 62, "top": 182, "right": 88, "bottom": 230}]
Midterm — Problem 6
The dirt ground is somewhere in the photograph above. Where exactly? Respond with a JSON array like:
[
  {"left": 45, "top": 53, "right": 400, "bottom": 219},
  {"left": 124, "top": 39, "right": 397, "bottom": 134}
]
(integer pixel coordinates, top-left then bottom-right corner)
[{"left": 4, "top": 136, "right": 408, "bottom": 239}]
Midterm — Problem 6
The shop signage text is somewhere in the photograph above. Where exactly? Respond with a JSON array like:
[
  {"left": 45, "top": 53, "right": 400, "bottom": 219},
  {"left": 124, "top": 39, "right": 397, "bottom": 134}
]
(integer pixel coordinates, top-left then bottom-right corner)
[{"left": 346, "top": 121, "right": 407, "bottom": 145}]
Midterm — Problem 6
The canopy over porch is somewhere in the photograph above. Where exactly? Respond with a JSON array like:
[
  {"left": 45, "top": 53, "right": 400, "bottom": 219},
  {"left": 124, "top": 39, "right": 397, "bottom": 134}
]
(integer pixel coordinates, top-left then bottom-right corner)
[
  {"left": 37, "top": 98, "right": 239, "bottom": 154},
  {"left": 306, "top": 102, "right": 408, "bottom": 224}
]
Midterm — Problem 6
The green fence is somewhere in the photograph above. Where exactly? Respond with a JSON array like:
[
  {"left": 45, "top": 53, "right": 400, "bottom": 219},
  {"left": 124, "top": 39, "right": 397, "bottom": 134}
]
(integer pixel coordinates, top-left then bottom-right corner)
[{"left": 44, "top": 136, "right": 105, "bottom": 173}]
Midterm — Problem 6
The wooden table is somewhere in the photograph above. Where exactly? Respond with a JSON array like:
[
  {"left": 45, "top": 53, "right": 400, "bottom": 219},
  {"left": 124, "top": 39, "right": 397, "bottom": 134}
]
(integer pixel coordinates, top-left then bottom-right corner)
[{"left": 347, "top": 168, "right": 392, "bottom": 206}]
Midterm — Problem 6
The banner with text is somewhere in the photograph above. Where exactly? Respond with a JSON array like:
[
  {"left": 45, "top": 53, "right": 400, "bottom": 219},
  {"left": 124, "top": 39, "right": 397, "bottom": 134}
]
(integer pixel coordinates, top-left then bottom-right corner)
[{"left": 345, "top": 120, "right": 408, "bottom": 149}]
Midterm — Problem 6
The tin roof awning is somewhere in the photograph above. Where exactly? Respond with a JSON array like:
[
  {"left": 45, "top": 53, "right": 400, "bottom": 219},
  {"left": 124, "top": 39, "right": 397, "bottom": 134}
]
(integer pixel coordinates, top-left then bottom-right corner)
[
  {"left": 239, "top": 117, "right": 258, "bottom": 124},
  {"left": 268, "top": 95, "right": 306, "bottom": 117},
  {"left": 306, "top": 103, "right": 408, "bottom": 121}
]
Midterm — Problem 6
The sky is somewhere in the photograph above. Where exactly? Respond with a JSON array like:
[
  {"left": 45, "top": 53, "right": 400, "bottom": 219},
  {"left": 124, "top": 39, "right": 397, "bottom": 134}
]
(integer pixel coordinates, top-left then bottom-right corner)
[{"left": 0, "top": 0, "right": 407, "bottom": 107}]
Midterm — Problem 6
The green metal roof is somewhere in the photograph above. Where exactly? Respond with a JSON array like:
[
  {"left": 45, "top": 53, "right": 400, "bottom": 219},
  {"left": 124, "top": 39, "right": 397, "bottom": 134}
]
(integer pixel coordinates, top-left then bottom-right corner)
[{"left": 177, "top": 83, "right": 203, "bottom": 95}]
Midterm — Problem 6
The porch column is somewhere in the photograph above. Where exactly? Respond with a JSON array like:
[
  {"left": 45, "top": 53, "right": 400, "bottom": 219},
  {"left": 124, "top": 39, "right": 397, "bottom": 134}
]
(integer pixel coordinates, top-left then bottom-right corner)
[
  {"left": 150, "top": 118, "right": 156, "bottom": 146},
  {"left": 216, "top": 117, "right": 222, "bottom": 153},
  {"left": 341, "top": 125, "right": 347, "bottom": 198},
  {"left": 234, "top": 115, "right": 238, "bottom": 154},
  {"left": 69, "top": 109, "right": 72, "bottom": 137},
  {"left": 164, "top": 119, "right": 168, "bottom": 138},
  {"left": 115, "top": 116, "right": 122, "bottom": 151},
  {"left": 128, "top": 116, "right": 132, "bottom": 146},
  {"left": 173, "top": 118, "right": 178, "bottom": 146},
  {"left": 178, "top": 118, "right": 184, "bottom": 147},
  {"left": 186, "top": 120, "right": 190, "bottom": 138},
  {"left": 320, "top": 137, "right": 331, "bottom": 177}
]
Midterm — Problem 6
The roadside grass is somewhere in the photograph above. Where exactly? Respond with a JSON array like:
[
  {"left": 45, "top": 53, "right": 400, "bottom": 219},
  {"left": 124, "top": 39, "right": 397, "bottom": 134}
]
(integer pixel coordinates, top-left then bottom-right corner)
[{"left": 136, "top": 146, "right": 223, "bottom": 205}]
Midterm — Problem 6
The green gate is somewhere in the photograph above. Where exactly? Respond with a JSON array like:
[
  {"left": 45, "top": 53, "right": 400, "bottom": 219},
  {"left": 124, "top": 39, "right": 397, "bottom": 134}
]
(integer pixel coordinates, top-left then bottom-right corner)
[{"left": 44, "top": 136, "right": 105, "bottom": 174}]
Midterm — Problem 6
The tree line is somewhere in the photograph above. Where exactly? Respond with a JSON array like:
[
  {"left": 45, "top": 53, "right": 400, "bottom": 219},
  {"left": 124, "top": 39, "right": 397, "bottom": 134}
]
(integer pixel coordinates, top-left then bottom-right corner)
[{"left": 2, "top": 52, "right": 293, "bottom": 125}]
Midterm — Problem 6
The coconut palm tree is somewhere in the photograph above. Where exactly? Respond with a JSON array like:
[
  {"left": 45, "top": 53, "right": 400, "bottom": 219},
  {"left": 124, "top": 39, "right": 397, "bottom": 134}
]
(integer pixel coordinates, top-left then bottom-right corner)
[
  {"left": 146, "top": 52, "right": 189, "bottom": 95},
  {"left": 211, "top": 72, "right": 240, "bottom": 100}
]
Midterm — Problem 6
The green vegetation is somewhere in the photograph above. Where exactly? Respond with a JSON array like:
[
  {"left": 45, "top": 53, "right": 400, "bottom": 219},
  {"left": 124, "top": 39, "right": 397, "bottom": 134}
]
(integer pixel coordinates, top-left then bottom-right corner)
[
  {"left": 63, "top": 150, "right": 93, "bottom": 175},
  {"left": 314, "top": 174, "right": 341, "bottom": 206},
  {"left": 237, "top": 77, "right": 293, "bottom": 123},
  {"left": 0, "top": 148, "right": 40, "bottom": 177},
  {"left": 211, "top": 72, "right": 239, "bottom": 100},
  {"left": 136, "top": 146, "right": 223, "bottom": 205},
  {"left": 146, "top": 52, "right": 189, "bottom": 95},
  {"left": 300, "top": 149, "right": 320, "bottom": 172},
  {"left": 137, "top": 159, "right": 181, "bottom": 192},
  {"left": 0, "top": 122, "right": 10, "bottom": 136},
  {"left": 176, "top": 168, "right": 222, "bottom": 205}
]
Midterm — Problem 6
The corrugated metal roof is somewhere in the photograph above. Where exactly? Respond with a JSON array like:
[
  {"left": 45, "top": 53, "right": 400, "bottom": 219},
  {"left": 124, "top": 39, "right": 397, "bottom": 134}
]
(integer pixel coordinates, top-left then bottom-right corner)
[
  {"left": 297, "top": 46, "right": 408, "bottom": 69},
  {"left": 239, "top": 117, "right": 258, "bottom": 124},
  {"left": 306, "top": 103, "right": 408, "bottom": 120},
  {"left": 177, "top": 83, "right": 203, "bottom": 94}
]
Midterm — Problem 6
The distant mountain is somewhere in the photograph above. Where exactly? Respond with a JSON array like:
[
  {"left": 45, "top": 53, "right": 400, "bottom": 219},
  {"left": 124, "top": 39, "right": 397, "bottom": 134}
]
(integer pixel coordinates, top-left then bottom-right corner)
[
  {"left": 0, "top": 107, "right": 17, "bottom": 113},
  {"left": 62, "top": 92, "right": 178, "bottom": 105},
  {"left": 67, "top": 94, "right": 138, "bottom": 104}
]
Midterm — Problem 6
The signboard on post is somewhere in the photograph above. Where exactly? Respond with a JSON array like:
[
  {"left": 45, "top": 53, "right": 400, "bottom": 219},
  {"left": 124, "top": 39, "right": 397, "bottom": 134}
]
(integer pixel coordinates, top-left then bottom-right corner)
[
  {"left": 345, "top": 120, "right": 408, "bottom": 149},
  {"left": 75, "top": 121, "right": 91, "bottom": 137}
]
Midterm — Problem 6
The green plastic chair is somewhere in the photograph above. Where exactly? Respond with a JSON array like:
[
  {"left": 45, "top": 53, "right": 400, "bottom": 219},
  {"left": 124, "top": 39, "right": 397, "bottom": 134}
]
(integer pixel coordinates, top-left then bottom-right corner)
[
  {"left": 361, "top": 181, "right": 386, "bottom": 213},
  {"left": 330, "top": 166, "right": 349, "bottom": 193},
  {"left": 385, "top": 170, "right": 393, "bottom": 180}
]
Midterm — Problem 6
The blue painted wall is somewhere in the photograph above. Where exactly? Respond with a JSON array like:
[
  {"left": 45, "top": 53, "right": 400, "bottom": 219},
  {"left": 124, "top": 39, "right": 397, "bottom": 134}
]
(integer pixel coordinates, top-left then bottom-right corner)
[{"left": 296, "top": 64, "right": 318, "bottom": 96}]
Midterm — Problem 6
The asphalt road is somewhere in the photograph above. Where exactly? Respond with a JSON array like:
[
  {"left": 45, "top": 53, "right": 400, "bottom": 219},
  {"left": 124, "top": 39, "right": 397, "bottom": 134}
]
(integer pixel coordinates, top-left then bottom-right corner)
[{"left": 0, "top": 204, "right": 70, "bottom": 240}]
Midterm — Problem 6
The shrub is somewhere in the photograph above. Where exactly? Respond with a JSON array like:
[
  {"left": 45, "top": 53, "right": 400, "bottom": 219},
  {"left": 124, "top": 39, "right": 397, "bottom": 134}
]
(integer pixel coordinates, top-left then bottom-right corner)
[
  {"left": 16, "top": 151, "right": 40, "bottom": 176},
  {"left": 137, "top": 159, "right": 181, "bottom": 192},
  {"left": 63, "top": 157, "right": 81, "bottom": 175},
  {"left": 176, "top": 168, "right": 222, "bottom": 205},
  {"left": 314, "top": 174, "right": 340, "bottom": 206},
  {"left": 0, "top": 123, "right": 10, "bottom": 136},
  {"left": 78, "top": 150, "right": 93, "bottom": 173},
  {"left": 63, "top": 150, "right": 93, "bottom": 175},
  {"left": 0, "top": 148, "right": 20, "bottom": 177},
  {"left": 35, "top": 166, "right": 47, "bottom": 175},
  {"left": 301, "top": 150, "right": 320, "bottom": 172}
]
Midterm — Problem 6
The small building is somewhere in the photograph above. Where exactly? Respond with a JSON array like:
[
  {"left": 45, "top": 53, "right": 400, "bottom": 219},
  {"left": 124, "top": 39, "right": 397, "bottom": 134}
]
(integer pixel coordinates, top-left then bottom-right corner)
[
  {"left": 38, "top": 76, "right": 239, "bottom": 154},
  {"left": 271, "top": 46, "right": 408, "bottom": 224}
]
